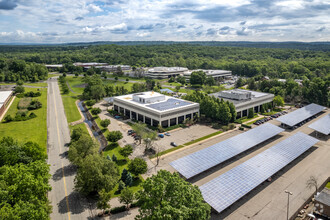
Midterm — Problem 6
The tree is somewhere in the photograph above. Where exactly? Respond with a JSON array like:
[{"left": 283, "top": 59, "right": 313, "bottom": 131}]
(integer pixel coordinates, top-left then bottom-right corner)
[
  {"left": 175, "top": 85, "right": 181, "bottom": 92},
  {"left": 235, "top": 77, "right": 245, "bottom": 88},
  {"left": 14, "top": 85, "right": 25, "bottom": 94},
  {"left": 91, "top": 107, "right": 101, "bottom": 115},
  {"left": 16, "top": 80, "right": 23, "bottom": 86},
  {"left": 121, "top": 168, "right": 128, "bottom": 182},
  {"left": 0, "top": 160, "right": 52, "bottom": 220},
  {"left": 119, "top": 145, "right": 133, "bottom": 158},
  {"left": 3, "top": 115, "right": 13, "bottom": 123},
  {"left": 112, "top": 154, "right": 117, "bottom": 162},
  {"left": 119, "top": 187, "right": 135, "bottom": 210},
  {"left": 205, "top": 76, "right": 215, "bottom": 86},
  {"left": 125, "top": 172, "right": 133, "bottom": 187},
  {"left": 126, "top": 78, "right": 129, "bottom": 82},
  {"left": 70, "top": 127, "right": 85, "bottom": 142},
  {"left": 97, "top": 189, "right": 111, "bottom": 215},
  {"left": 136, "top": 170, "right": 210, "bottom": 220},
  {"left": 190, "top": 71, "right": 206, "bottom": 85},
  {"left": 176, "top": 76, "right": 186, "bottom": 85},
  {"left": 128, "top": 158, "right": 147, "bottom": 176},
  {"left": 74, "top": 154, "right": 120, "bottom": 195},
  {"left": 100, "top": 119, "right": 110, "bottom": 129},
  {"left": 142, "top": 130, "right": 158, "bottom": 151},
  {"left": 118, "top": 180, "right": 125, "bottom": 192},
  {"left": 107, "top": 131, "right": 123, "bottom": 142},
  {"left": 68, "top": 134, "right": 98, "bottom": 166},
  {"left": 248, "top": 108, "right": 254, "bottom": 119},
  {"left": 306, "top": 176, "right": 318, "bottom": 195},
  {"left": 273, "top": 95, "right": 284, "bottom": 107},
  {"left": 132, "top": 123, "right": 147, "bottom": 144},
  {"left": 247, "top": 78, "right": 257, "bottom": 90}
]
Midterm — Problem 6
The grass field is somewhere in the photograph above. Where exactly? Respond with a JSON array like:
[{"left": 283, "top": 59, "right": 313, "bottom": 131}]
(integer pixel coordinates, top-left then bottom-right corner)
[
  {"left": 0, "top": 87, "right": 48, "bottom": 148},
  {"left": 326, "top": 182, "right": 330, "bottom": 189},
  {"left": 62, "top": 93, "right": 82, "bottom": 123}
]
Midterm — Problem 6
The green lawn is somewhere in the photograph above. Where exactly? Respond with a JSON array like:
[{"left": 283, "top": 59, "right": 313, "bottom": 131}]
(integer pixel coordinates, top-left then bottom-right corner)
[
  {"left": 65, "top": 76, "right": 85, "bottom": 94},
  {"left": 104, "top": 80, "right": 135, "bottom": 90},
  {"left": 0, "top": 88, "right": 48, "bottom": 148},
  {"left": 61, "top": 93, "right": 81, "bottom": 123},
  {"left": 326, "top": 182, "right": 330, "bottom": 189},
  {"left": 246, "top": 117, "right": 265, "bottom": 125},
  {"left": 163, "top": 82, "right": 182, "bottom": 87},
  {"left": 235, "top": 114, "right": 259, "bottom": 124},
  {"left": 24, "top": 82, "right": 48, "bottom": 87},
  {"left": 261, "top": 108, "right": 282, "bottom": 116}
]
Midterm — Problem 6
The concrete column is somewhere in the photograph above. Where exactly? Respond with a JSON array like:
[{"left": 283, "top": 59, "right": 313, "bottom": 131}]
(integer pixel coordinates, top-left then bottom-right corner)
[
  {"left": 130, "top": 111, "right": 132, "bottom": 119},
  {"left": 124, "top": 108, "right": 126, "bottom": 115},
  {"left": 137, "top": 113, "right": 139, "bottom": 121},
  {"left": 151, "top": 119, "right": 153, "bottom": 126},
  {"left": 176, "top": 117, "right": 178, "bottom": 125},
  {"left": 168, "top": 119, "right": 170, "bottom": 127},
  {"left": 191, "top": 113, "right": 193, "bottom": 119},
  {"left": 143, "top": 115, "right": 145, "bottom": 123}
]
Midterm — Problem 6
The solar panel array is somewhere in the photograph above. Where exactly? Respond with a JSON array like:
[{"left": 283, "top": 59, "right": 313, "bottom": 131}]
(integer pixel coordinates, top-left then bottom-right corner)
[
  {"left": 276, "top": 103, "right": 326, "bottom": 127},
  {"left": 199, "top": 132, "right": 319, "bottom": 213},
  {"left": 147, "top": 98, "right": 192, "bottom": 111},
  {"left": 308, "top": 114, "right": 330, "bottom": 135},
  {"left": 170, "top": 123, "right": 284, "bottom": 179}
]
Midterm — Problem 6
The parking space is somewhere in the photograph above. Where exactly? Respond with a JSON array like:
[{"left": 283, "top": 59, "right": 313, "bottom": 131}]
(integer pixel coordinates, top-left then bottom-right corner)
[
  {"left": 150, "top": 109, "right": 329, "bottom": 220},
  {"left": 154, "top": 124, "right": 218, "bottom": 152}
]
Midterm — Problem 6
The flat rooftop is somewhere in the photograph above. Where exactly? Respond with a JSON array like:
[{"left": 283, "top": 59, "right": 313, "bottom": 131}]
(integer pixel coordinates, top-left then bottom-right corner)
[
  {"left": 148, "top": 67, "right": 188, "bottom": 73},
  {"left": 114, "top": 91, "right": 198, "bottom": 113},
  {"left": 209, "top": 89, "right": 274, "bottom": 105},
  {"left": 185, "top": 69, "right": 232, "bottom": 76},
  {"left": 308, "top": 113, "right": 330, "bottom": 135},
  {"left": 0, "top": 91, "right": 12, "bottom": 109}
]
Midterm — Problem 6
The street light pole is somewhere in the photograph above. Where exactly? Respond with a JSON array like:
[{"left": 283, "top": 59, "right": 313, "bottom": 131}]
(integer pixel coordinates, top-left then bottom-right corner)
[{"left": 285, "top": 190, "right": 293, "bottom": 220}]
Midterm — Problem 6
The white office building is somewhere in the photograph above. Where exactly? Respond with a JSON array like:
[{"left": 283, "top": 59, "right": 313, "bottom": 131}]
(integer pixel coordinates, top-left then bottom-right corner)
[
  {"left": 184, "top": 69, "right": 232, "bottom": 81},
  {"left": 145, "top": 67, "right": 189, "bottom": 79},
  {"left": 113, "top": 91, "right": 199, "bottom": 127},
  {"left": 210, "top": 89, "right": 274, "bottom": 118}
]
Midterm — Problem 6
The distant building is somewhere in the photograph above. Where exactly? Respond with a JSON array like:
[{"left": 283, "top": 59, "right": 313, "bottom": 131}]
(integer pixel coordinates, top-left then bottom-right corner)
[
  {"left": 85, "top": 65, "right": 131, "bottom": 72},
  {"left": 209, "top": 89, "right": 274, "bottom": 118},
  {"left": 0, "top": 91, "right": 13, "bottom": 118},
  {"left": 45, "top": 64, "right": 63, "bottom": 70},
  {"left": 145, "top": 67, "right": 189, "bottom": 79},
  {"left": 314, "top": 187, "right": 330, "bottom": 218},
  {"left": 184, "top": 69, "right": 232, "bottom": 81},
  {"left": 73, "top": 62, "right": 108, "bottom": 67},
  {"left": 113, "top": 91, "right": 199, "bottom": 127}
]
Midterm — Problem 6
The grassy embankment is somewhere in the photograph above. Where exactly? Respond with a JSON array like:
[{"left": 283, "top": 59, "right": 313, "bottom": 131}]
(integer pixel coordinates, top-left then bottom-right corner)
[{"left": 0, "top": 87, "right": 47, "bottom": 148}]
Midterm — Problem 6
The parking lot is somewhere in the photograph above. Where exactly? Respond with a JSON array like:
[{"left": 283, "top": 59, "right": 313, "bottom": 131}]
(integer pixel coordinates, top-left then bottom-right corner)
[{"left": 151, "top": 110, "right": 329, "bottom": 220}]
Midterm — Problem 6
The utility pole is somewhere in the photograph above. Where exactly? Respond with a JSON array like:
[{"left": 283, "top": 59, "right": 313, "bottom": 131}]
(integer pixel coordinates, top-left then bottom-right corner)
[{"left": 285, "top": 190, "right": 293, "bottom": 220}]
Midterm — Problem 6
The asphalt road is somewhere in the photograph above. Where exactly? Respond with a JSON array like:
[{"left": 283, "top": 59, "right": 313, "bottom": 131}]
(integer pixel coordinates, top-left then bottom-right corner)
[{"left": 47, "top": 78, "right": 92, "bottom": 220}]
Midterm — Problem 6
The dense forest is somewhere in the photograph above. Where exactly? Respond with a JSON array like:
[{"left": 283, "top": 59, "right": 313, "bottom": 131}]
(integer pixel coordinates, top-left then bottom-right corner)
[
  {"left": 0, "top": 44, "right": 329, "bottom": 80},
  {"left": 0, "top": 43, "right": 328, "bottom": 106}
]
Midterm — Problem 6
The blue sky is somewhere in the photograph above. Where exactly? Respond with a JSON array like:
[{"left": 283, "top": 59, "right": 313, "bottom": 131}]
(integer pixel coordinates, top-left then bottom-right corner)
[{"left": 0, "top": 0, "right": 329, "bottom": 43}]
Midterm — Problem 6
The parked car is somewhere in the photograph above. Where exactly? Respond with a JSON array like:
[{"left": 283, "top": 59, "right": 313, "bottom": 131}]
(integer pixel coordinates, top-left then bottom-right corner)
[
  {"left": 170, "top": 142, "right": 178, "bottom": 147},
  {"left": 127, "top": 130, "right": 134, "bottom": 135},
  {"left": 164, "top": 132, "right": 170, "bottom": 136},
  {"left": 158, "top": 134, "right": 164, "bottom": 138},
  {"left": 114, "top": 115, "right": 121, "bottom": 119}
]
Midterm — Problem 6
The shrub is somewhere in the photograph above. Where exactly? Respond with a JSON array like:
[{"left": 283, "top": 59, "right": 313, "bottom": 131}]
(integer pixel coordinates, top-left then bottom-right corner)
[
  {"left": 100, "top": 119, "right": 111, "bottom": 128},
  {"left": 91, "top": 107, "right": 101, "bottom": 115},
  {"left": 228, "top": 123, "right": 236, "bottom": 130},
  {"left": 28, "top": 100, "right": 42, "bottom": 110},
  {"left": 85, "top": 100, "right": 96, "bottom": 107},
  {"left": 107, "top": 131, "right": 123, "bottom": 142},
  {"left": 118, "top": 180, "right": 125, "bottom": 192},
  {"left": 3, "top": 115, "right": 13, "bottom": 122},
  {"left": 16, "top": 93, "right": 25, "bottom": 98},
  {"left": 239, "top": 126, "right": 244, "bottom": 131},
  {"left": 119, "top": 145, "right": 133, "bottom": 158},
  {"left": 110, "top": 206, "right": 126, "bottom": 214},
  {"left": 221, "top": 125, "right": 228, "bottom": 131},
  {"left": 29, "top": 112, "right": 37, "bottom": 119},
  {"left": 112, "top": 154, "right": 117, "bottom": 162},
  {"left": 241, "top": 124, "right": 252, "bottom": 129},
  {"left": 14, "top": 85, "right": 25, "bottom": 94}
]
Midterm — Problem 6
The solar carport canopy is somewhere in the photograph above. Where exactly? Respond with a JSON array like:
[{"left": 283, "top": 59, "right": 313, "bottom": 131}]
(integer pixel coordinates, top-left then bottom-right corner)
[
  {"left": 308, "top": 114, "right": 330, "bottom": 135},
  {"left": 199, "top": 132, "right": 319, "bottom": 213},
  {"left": 170, "top": 123, "right": 284, "bottom": 179},
  {"left": 276, "top": 103, "right": 326, "bottom": 127}
]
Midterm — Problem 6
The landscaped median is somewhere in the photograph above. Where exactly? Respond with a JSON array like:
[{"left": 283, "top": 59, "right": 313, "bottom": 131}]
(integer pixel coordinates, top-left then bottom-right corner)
[{"left": 149, "top": 130, "right": 223, "bottom": 159}]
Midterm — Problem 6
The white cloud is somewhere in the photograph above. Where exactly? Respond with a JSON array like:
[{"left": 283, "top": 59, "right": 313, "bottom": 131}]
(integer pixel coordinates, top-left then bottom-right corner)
[{"left": 0, "top": 0, "right": 329, "bottom": 43}]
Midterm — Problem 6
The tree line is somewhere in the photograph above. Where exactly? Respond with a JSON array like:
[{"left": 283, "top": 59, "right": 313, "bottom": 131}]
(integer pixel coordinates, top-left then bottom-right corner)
[
  {"left": 0, "top": 137, "right": 51, "bottom": 219},
  {"left": 184, "top": 91, "right": 236, "bottom": 124},
  {"left": 0, "top": 59, "right": 48, "bottom": 82}
]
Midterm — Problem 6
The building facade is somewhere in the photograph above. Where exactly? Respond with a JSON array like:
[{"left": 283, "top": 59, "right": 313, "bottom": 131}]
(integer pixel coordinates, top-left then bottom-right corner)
[
  {"left": 184, "top": 69, "right": 232, "bottom": 81},
  {"left": 113, "top": 92, "right": 199, "bottom": 127},
  {"left": 0, "top": 91, "right": 13, "bottom": 118},
  {"left": 210, "top": 89, "right": 274, "bottom": 118},
  {"left": 145, "top": 67, "right": 189, "bottom": 79}
]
